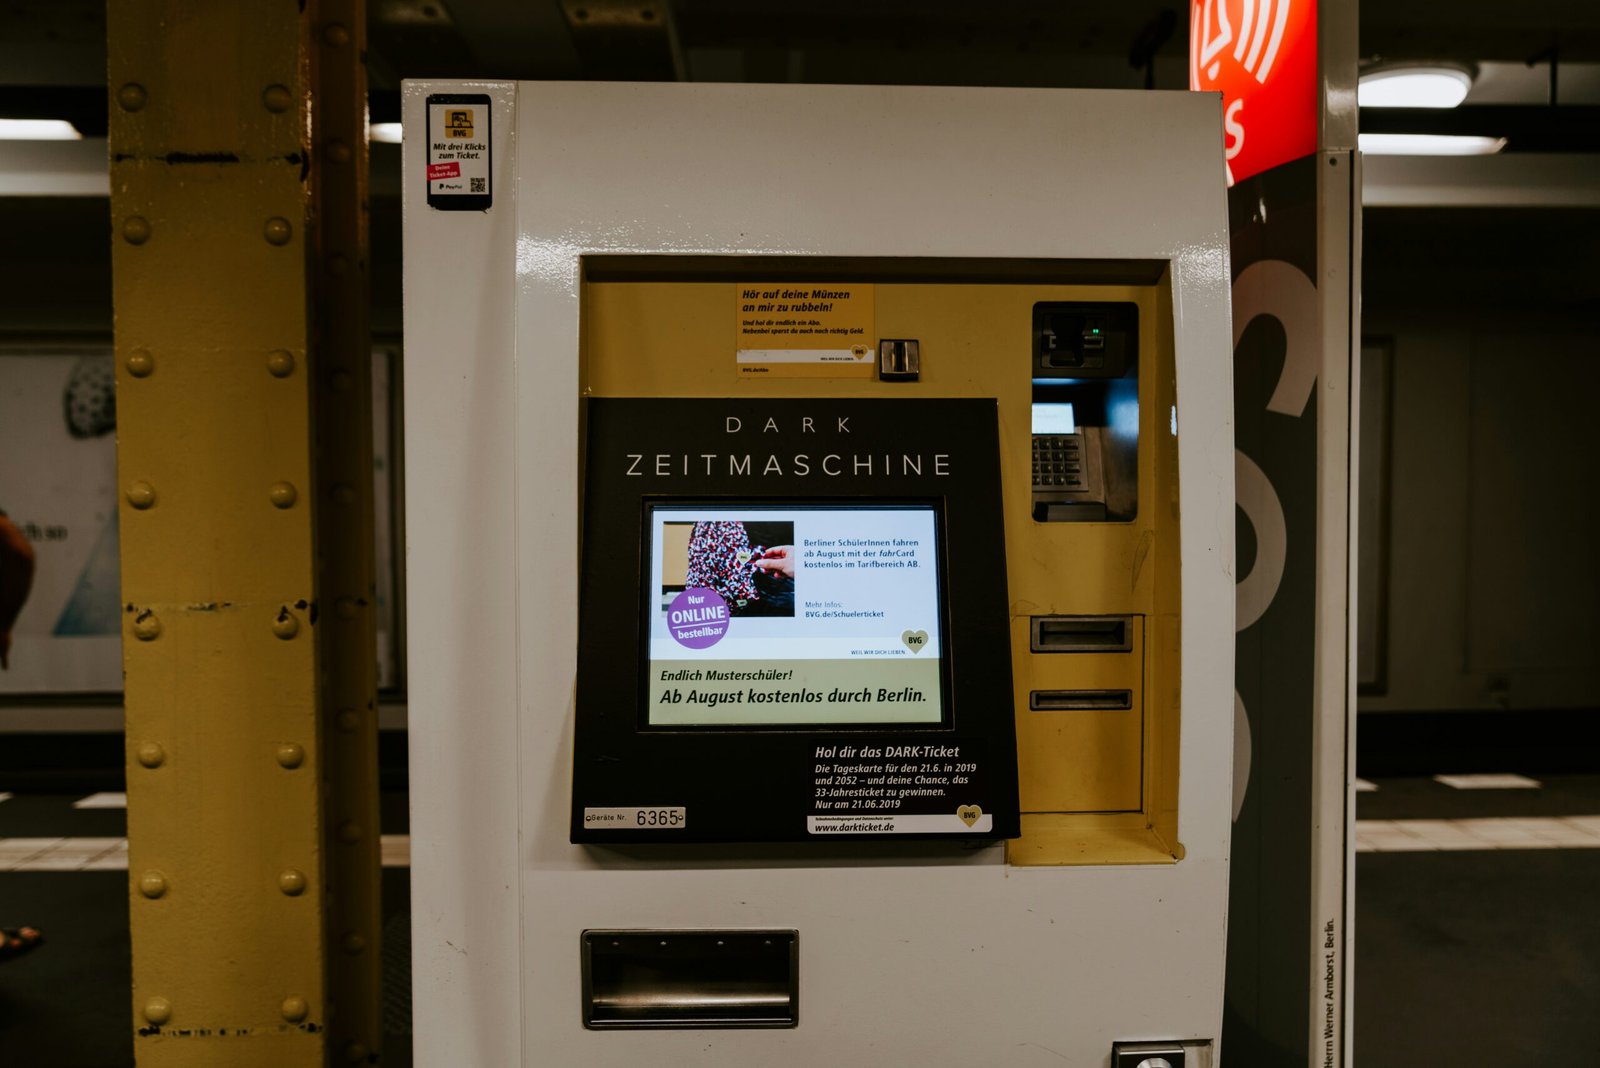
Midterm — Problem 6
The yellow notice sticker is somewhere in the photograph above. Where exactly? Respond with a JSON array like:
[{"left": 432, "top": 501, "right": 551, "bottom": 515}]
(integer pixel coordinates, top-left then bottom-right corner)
[{"left": 735, "top": 283, "right": 875, "bottom": 378}]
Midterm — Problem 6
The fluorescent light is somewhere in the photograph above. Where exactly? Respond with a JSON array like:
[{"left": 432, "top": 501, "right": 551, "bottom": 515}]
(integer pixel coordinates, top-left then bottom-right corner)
[
  {"left": 370, "top": 122, "right": 403, "bottom": 144},
  {"left": 0, "top": 118, "right": 82, "bottom": 141},
  {"left": 1359, "top": 66, "right": 1473, "bottom": 108},
  {"left": 1359, "top": 133, "right": 1506, "bottom": 156}
]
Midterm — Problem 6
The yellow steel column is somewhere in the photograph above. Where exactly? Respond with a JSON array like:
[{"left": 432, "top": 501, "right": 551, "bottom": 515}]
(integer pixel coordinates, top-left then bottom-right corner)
[
  {"left": 109, "top": 2, "right": 377, "bottom": 1064},
  {"left": 310, "top": 2, "right": 384, "bottom": 1063}
]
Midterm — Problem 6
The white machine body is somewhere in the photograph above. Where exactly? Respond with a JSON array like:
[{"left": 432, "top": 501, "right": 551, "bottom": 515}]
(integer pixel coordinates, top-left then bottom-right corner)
[{"left": 403, "top": 81, "right": 1234, "bottom": 1066}]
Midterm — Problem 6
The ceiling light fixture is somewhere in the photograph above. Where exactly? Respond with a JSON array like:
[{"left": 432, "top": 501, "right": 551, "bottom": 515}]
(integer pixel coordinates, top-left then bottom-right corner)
[
  {"left": 1358, "top": 65, "right": 1474, "bottom": 108},
  {"left": 0, "top": 118, "right": 83, "bottom": 141},
  {"left": 370, "top": 122, "right": 403, "bottom": 144},
  {"left": 1358, "top": 133, "right": 1507, "bottom": 156}
]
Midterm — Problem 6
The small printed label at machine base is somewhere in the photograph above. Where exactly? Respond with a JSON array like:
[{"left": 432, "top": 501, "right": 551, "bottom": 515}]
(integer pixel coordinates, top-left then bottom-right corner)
[
  {"left": 584, "top": 806, "right": 686, "bottom": 830},
  {"left": 808, "top": 813, "right": 993, "bottom": 835}
]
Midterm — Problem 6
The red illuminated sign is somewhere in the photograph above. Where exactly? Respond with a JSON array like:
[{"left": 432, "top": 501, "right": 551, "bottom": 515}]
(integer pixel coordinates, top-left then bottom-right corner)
[{"left": 1190, "top": 0, "right": 1318, "bottom": 184}]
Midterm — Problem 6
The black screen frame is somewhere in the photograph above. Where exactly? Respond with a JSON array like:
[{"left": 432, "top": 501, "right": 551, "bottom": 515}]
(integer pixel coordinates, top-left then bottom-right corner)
[{"left": 571, "top": 396, "right": 1020, "bottom": 843}]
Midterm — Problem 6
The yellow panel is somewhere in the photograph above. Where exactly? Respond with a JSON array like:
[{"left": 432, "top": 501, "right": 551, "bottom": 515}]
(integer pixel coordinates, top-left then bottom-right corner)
[
  {"left": 1012, "top": 616, "right": 1144, "bottom": 813},
  {"left": 582, "top": 266, "right": 1184, "bottom": 866},
  {"left": 1008, "top": 812, "right": 1184, "bottom": 867},
  {"left": 1145, "top": 275, "right": 1184, "bottom": 855}
]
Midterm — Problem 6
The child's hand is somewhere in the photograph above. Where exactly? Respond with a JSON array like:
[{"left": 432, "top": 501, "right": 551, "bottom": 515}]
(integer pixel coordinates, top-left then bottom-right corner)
[{"left": 753, "top": 546, "right": 796, "bottom": 579}]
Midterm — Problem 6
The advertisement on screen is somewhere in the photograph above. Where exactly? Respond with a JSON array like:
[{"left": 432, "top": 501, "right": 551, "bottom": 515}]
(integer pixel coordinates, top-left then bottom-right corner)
[{"left": 645, "top": 505, "right": 944, "bottom": 726}]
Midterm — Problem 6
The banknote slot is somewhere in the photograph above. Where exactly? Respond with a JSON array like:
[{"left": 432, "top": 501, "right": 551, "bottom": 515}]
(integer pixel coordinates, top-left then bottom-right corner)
[{"left": 1029, "top": 689, "right": 1133, "bottom": 711}]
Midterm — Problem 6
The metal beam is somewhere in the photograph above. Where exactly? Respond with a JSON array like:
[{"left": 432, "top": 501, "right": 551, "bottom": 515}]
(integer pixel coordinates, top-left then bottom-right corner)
[
  {"left": 1362, "top": 153, "right": 1600, "bottom": 207},
  {"left": 309, "top": 1, "right": 384, "bottom": 1063},
  {"left": 1359, "top": 105, "right": 1600, "bottom": 152},
  {"left": 108, "top": 2, "right": 377, "bottom": 1063}
]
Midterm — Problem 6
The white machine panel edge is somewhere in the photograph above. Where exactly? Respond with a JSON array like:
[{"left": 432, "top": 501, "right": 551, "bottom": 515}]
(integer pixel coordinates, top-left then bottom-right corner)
[{"left": 403, "top": 81, "right": 1234, "bottom": 1066}]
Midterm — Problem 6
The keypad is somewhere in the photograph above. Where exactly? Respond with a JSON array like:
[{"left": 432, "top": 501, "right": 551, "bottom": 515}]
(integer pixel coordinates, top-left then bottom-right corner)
[{"left": 1032, "top": 433, "right": 1088, "bottom": 490}]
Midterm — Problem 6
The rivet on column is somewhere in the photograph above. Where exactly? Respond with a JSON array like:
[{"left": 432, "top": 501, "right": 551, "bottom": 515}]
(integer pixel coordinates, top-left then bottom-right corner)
[
  {"left": 132, "top": 611, "right": 162, "bottom": 642},
  {"left": 271, "top": 609, "right": 300, "bottom": 640},
  {"left": 263, "top": 217, "right": 293, "bottom": 246},
  {"left": 269, "top": 482, "right": 299, "bottom": 509},
  {"left": 266, "top": 349, "right": 296, "bottom": 377},
  {"left": 136, "top": 742, "right": 165, "bottom": 768},
  {"left": 275, "top": 743, "right": 305, "bottom": 769},
  {"left": 262, "top": 84, "right": 292, "bottom": 113},
  {"left": 341, "top": 932, "right": 366, "bottom": 955},
  {"left": 122, "top": 216, "right": 151, "bottom": 245},
  {"left": 344, "top": 1041, "right": 369, "bottom": 1063},
  {"left": 278, "top": 869, "right": 307, "bottom": 896},
  {"left": 126, "top": 482, "right": 157, "bottom": 510},
  {"left": 126, "top": 349, "right": 155, "bottom": 377},
  {"left": 326, "top": 139, "right": 352, "bottom": 164},
  {"left": 335, "top": 596, "right": 358, "bottom": 619},
  {"left": 280, "top": 995, "right": 308, "bottom": 1022},
  {"left": 323, "top": 23, "right": 351, "bottom": 46},
  {"left": 337, "top": 820, "right": 362, "bottom": 844},
  {"left": 117, "top": 83, "right": 147, "bottom": 112},
  {"left": 138, "top": 871, "right": 168, "bottom": 899},
  {"left": 336, "top": 708, "right": 360, "bottom": 732},
  {"left": 142, "top": 997, "right": 171, "bottom": 1025}
]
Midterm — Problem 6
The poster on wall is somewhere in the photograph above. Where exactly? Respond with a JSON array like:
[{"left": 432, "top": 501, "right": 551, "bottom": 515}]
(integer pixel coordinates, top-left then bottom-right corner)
[
  {"left": 0, "top": 347, "right": 404, "bottom": 697},
  {"left": 0, "top": 348, "right": 123, "bottom": 693}
]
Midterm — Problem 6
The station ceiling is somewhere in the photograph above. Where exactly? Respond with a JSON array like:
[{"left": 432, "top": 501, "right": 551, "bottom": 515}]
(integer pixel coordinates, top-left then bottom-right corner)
[
  {"left": 0, "top": 0, "right": 1594, "bottom": 326},
  {"left": 4, "top": 0, "right": 1600, "bottom": 89}
]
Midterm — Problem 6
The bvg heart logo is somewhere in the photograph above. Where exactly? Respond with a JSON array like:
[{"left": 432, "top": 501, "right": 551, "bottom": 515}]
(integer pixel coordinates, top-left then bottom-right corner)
[
  {"left": 956, "top": 805, "right": 982, "bottom": 828},
  {"left": 901, "top": 629, "right": 928, "bottom": 653}
]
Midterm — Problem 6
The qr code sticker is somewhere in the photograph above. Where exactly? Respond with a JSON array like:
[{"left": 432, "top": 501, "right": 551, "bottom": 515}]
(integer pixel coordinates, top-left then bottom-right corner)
[{"left": 470, "top": 177, "right": 486, "bottom": 193}]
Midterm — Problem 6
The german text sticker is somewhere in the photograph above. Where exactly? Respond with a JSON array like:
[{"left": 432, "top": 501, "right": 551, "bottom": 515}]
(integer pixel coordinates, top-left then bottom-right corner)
[{"left": 426, "top": 95, "right": 490, "bottom": 210}]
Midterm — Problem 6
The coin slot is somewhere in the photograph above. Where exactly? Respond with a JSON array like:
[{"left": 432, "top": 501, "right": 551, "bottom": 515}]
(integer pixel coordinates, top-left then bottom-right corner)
[{"left": 1030, "top": 615, "right": 1133, "bottom": 653}]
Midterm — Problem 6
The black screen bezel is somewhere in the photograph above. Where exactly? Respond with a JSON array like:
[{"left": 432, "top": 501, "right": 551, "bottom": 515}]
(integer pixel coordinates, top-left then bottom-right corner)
[{"left": 571, "top": 396, "right": 1020, "bottom": 843}]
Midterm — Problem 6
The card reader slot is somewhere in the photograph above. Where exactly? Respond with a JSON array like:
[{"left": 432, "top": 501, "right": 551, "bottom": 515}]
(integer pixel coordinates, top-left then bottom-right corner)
[
  {"left": 1030, "top": 615, "right": 1133, "bottom": 653},
  {"left": 1029, "top": 689, "right": 1133, "bottom": 712},
  {"left": 582, "top": 930, "right": 798, "bottom": 1029}
]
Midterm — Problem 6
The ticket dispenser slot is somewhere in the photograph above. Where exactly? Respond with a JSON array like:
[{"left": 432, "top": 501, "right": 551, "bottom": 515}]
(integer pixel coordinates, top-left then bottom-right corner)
[
  {"left": 1031, "top": 301, "right": 1139, "bottom": 523},
  {"left": 581, "top": 930, "right": 799, "bottom": 1029},
  {"left": 1029, "top": 689, "right": 1133, "bottom": 711}
]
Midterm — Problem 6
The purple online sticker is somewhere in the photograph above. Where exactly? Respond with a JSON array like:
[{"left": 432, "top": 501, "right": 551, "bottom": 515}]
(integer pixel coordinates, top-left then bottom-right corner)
[{"left": 668, "top": 587, "right": 730, "bottom": 649}]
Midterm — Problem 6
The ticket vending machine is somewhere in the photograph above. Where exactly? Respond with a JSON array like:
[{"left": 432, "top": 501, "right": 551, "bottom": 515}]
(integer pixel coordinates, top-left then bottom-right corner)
[{"left": 403, "top": 83, "right": 1234, "bottom": 1066}]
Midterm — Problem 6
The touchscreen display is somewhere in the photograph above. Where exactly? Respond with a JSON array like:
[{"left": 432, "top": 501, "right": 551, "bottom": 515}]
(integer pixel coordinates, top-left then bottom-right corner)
[{"left": 645, "top": 504, "right": 945, "bottom": 726}]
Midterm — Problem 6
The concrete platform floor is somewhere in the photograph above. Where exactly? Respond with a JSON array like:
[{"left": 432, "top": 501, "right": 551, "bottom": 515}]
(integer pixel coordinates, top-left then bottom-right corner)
[{"left": 2, "top": 779, "right": 1596, "bottom": 1065}]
